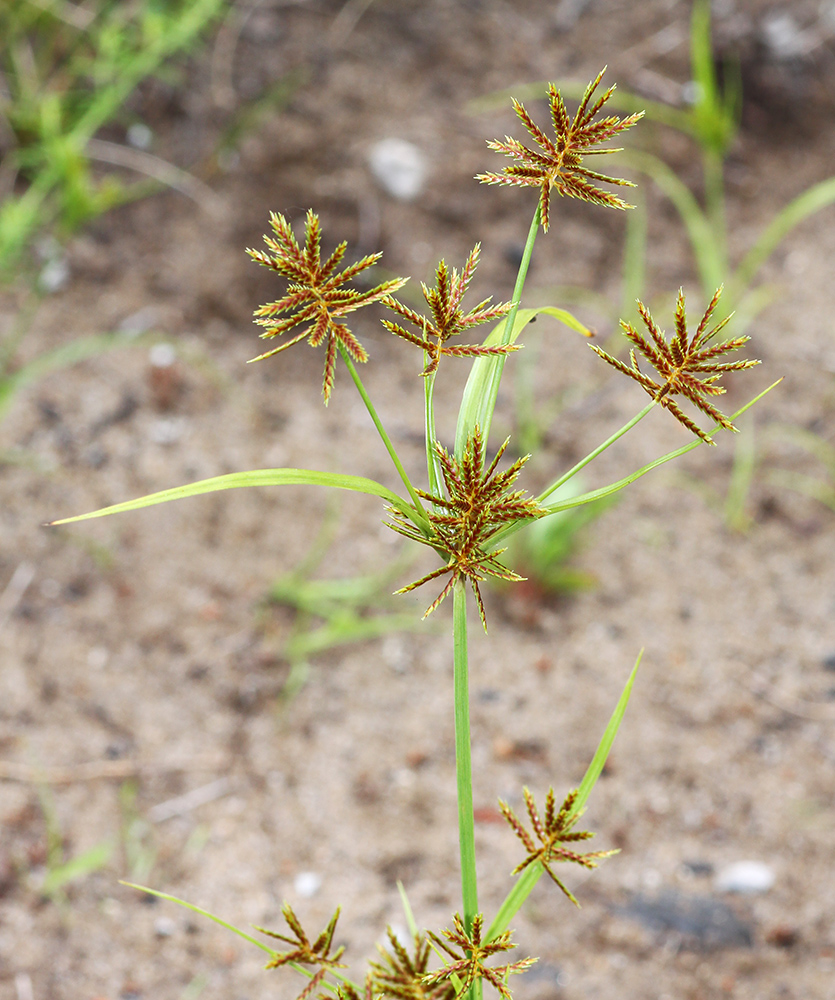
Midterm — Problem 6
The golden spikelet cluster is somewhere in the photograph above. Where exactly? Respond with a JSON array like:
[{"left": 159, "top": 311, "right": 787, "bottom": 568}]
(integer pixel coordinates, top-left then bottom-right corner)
[
  {"left": 423, "top": 914, "right": 536, "bottom": 1000},
  {"left": 477, "top": 68, "right": 643, "bottom": 231},
  {"left": 257, "top": 903, "right": 345, "bottom": 1000},
  {"left": 591, "top": 288, "right": 760, "bottom": 443},
  {"left": 247, "top": 210, "right": 405, "bottom": 403},
  {"left": 500, "top": 788, "right": 616, "bottom": 906},
  {"left": 382, "top": 244, "right": 516, "bottom": 377},
  {"left": 389, "top": 428, "right": 546, "bottom": 631}
]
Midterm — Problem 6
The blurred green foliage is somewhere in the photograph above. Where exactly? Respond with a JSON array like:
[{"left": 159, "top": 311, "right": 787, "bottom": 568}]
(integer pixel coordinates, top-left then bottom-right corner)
[{"left": 0, "top": 0, "right": 226, "bottom": 278}]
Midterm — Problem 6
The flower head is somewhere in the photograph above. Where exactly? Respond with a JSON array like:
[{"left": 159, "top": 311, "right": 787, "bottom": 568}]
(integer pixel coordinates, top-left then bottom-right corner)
[
  {"left": 476, "top": 68, "right": 643, "bottom": 231},
  {"left": 256, "top": 903, "right": 346, "bottom": 1000},
  {"left": 389, "top": 427, "right": 546, "bottom": 631},
  {"left": 590, "top": 287, "right": 761, "bottom": 443},
  {"left": 499, "top": 788, "right": 616, "bottom": 906},
  {"left": 382, "top": 244, "right": 516, "bottom": 377},
  {"left": 247, "top": 210, "right": 406, "bottom": 403},
  {"left": 369, "top": 927, "right": 455, "bottom": 1000},
  {"left": 423, "top": 913, "right": 536, "bottom": 1000}
]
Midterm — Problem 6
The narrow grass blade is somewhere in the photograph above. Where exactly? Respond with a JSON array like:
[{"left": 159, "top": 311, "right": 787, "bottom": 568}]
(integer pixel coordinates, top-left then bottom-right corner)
[
  {"left": 41, "top": 839, "right": 113, "bottom": 896},
  {"left": 0, "top": 332, "right": 145, "bottom": 419},
  {"left": 615, "top": 149, "right": 723, "bottom": 294},
  {"left": 120, "top": 882, "right": 273, "bottom": 953},
  {"left": 731, "top": 176, "right": 835, "bottom": 297},
  {"left": 397, "top": 880, "right": 419, "bottom": 939},
  {"left": 49, "top": 468, "right": 424, "bottom": 529},
  {"left": 571, "top": 651, "right": 641, "bottom": 818},
  {"left": 490, "top": 379, "right": 783, "bottom": 550}
]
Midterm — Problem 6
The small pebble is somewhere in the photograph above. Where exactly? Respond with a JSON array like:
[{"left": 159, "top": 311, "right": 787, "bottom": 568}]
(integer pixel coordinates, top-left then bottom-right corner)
[
  {"left": 149, "top": 343, "right": 177, "bottom": 369},
  {"left": 680, "top": 859, "right": 715, "bottom": 878},
  {"left": 294, "top": 871, "right": 321, "bottom": 898},
  {"left": 368, "top": 138, "right": 426, "bottom": 201},
  {"left": 148, "top": 417, "right": 185, "bottom": 446},
  {"left": 38, "top": 256, "right": 70, "bottom": 293},
  {"left": 761, "top": 12, "right": 809, "bottom": 61},
  {"left": 127, "top": 123, "right": 153, "bottom": 150},
  {"left": 118, "top": 305, "right": 160, "bottom": 336},
  {"left": 715, "top": 860, "right": 775, "bottom": 894},
  {"left": 154, "top": 915, "right": 176, "bottom": 937}
]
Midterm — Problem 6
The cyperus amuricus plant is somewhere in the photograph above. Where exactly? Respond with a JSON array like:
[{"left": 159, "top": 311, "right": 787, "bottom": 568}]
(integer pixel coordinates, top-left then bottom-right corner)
[{"left": 53, "top": 69, "right": 771, "bottom": 999}]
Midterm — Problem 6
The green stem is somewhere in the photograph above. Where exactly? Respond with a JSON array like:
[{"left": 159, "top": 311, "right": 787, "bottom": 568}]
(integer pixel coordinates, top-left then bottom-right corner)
[
  {"left": 537, "top": 400, "right": 656, "bottom": 503},
  {"left": 424, "top": 368, "right": 443, "bottom": 498},
  {"left": 339, "top": 344, "right": 426, "bottom": 517},
  {"left": 502, "top": 204, "right": 541, "bottom": 347},
  {"left": 453, "top": 580, "right": 478, "bottom": 932},
  {"left": 455, "top": 203, "right": 540, "bottom": 458}
]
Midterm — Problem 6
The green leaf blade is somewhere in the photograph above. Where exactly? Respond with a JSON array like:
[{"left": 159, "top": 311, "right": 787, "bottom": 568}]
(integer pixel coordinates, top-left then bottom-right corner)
[{"left": 49, "top": 469, "right": 421, "bottom": 528}]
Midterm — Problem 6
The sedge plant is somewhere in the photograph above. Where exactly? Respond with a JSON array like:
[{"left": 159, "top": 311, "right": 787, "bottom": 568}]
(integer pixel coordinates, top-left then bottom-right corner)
[{"left": 52, "top": 70, "right": 772, "bottom": 998}]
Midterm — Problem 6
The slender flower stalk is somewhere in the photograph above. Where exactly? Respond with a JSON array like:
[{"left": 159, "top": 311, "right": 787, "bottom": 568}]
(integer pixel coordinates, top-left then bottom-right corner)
[
  {"left": 339, "top": 343, "right": 427, "bottom": 519},
  {"left": 453, "top": 581, "right": 478, "bottom": 933}
]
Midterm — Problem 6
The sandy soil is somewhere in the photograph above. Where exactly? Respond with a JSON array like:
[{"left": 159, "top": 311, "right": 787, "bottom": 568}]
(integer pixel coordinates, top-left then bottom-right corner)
[{"left": 2, "top": 2, "right": 835, "bottom": 999}]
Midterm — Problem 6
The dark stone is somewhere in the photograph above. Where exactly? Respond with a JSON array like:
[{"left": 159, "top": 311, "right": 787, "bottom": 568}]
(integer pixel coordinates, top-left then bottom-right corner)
[
  {"left": 680, "top": 859, "right": 715, "bottom": 878},
  {"left": 616, "top": 889, "right": 754, "bottom": 950}
]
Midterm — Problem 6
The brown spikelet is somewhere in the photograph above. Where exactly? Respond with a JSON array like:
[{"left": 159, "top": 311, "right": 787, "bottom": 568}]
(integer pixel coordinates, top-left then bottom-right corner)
[
  {"left": 590, "top": 287, "right": 760, "bottom": 444},
  {"left": 368, "top": 928, "right": 455, "bottom": 1000},
  {"left": 389, "top": 427, "right": 546, "bottom": 631},
  {"left": 256, "top": 903, "right": 346, "bottom": 1000},
  {"left": 382, "top": 244, "right": 516, "bottom": 376},
  {"left": 247, "top": 210, "right": 406, "bottom": 403},
  {"left": 423, "top": 913, "right": 536, "bottom": 1000},
  {"left": 499, "top": 788, "right": 617, "bottom": 906},
  {"left": 477, "top": 68, "right": 643, "bottom": 231}
]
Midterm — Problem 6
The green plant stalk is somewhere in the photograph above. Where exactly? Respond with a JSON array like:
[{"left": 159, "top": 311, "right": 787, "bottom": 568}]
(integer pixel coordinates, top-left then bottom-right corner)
[
  {"left": 538, "top": 399, "right": 657, "bottom": 503},
  {"left": 424, "top": 367, "right": 443, "bottom": 498},
  {"left": 502, "top": 205, "right": 541, "bottom": 349},
  {"left": 339, "top": 343, "right": 426, "bottom": 518},
  {"left": 452, "top": 580, "right": 478, "bottom": 930},
  {"left": 455, "top": 204, "right": 540, "bottom": 459}
]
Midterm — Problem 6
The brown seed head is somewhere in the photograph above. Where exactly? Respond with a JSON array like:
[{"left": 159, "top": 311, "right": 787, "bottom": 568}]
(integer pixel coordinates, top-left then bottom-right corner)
[{"left": 477, "top": 68, "right": 643, "bottom": 231}]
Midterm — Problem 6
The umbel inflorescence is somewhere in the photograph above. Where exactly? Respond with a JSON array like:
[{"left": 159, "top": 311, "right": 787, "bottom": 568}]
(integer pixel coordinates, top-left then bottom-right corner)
[
  {"left": 591, "top": 287, "right": 760, "bottom": 443},
  {"left": 388, "top": 427, "right": 546, "bottom": 632},
  {"left": 247, "top": 209, "right": 406, "bottom": 403},
  {"left": 477, "top": 67, "right": 643, "bottom": 230}
]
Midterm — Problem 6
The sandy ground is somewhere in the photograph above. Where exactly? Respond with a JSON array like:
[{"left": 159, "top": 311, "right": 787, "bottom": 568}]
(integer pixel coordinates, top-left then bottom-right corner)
[{"left": 1, "top": 2, "right": 835, "bottom": 999}]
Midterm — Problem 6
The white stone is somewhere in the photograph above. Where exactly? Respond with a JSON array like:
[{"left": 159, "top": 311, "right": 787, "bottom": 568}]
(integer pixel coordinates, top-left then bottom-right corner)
[
  {"left": 368, "top": 139, "right": 426, "bottom": 201},
  {"left": 294, "top": 871, "right": 321, "bottom": 898},
  {"left": 715, "top": 860, "right": 775, "bottom": 894},
  {"left": 154, "top": 915, "right": 176, "bottom": 937},
  {"left": 127, "top": 123, "right": 153, "bottom": 150}
]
